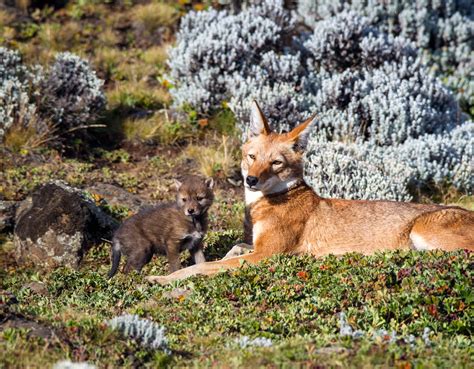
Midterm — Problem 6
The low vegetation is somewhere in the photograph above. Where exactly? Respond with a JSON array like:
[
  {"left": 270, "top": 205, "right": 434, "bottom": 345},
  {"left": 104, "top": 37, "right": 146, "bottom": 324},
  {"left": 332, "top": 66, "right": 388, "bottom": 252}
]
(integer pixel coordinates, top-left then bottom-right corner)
[{"left": 1, "top": 244, "right": 472, "bottom": 368}]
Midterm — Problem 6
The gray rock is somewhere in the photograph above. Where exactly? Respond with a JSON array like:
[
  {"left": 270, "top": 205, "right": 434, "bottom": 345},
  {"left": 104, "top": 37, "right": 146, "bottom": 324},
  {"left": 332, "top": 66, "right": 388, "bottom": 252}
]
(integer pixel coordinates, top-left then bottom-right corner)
[
  {"left": 0, "top": 201, "right": 18, "bottom": 233},
  {"left": 85, "top": 183, "right": 144, "bottom": 212},
  {"left": 24, "top": 281, "right": 48, "bottom": 296},
  {"left": 14, "top": 181, "right": 119, "bottom": 268}
]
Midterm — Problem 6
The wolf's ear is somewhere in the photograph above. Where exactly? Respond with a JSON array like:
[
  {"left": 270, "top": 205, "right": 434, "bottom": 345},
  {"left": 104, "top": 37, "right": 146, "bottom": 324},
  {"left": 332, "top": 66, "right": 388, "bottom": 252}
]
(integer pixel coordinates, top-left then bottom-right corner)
[
  {"left": 174, "top": 179, "right": 182, "bottom": 191},
  {"left": 205, "top": 177, "right": 214, "bottom": 189},
  {"left": 248, "top": 100, "right": 272, "bottom": 138},
  {"left": 287, "top": 114, "right": 317, "bottom": 151}
]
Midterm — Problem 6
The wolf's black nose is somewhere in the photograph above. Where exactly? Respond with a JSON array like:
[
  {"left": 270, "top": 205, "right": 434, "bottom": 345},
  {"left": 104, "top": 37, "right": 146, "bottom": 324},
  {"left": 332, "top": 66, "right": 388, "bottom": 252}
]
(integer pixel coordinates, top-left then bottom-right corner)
[
  {"left": 246, "top": 176, "right": 258, "bottom": 187},
  {"left": 188, "top": 208, "right": 195, "bottom": 214}
]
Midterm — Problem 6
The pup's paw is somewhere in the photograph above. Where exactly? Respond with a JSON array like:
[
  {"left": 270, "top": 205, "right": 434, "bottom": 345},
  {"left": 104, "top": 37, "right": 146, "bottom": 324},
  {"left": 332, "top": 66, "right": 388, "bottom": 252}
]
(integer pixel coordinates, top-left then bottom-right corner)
[{"left": 145, "top": 275, "right": 169, "bottom": 285}]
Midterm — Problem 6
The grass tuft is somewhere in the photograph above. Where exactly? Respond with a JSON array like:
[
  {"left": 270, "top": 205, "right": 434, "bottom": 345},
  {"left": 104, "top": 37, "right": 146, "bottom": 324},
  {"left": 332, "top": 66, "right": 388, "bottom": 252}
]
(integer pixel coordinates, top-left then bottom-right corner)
[
  {"left": 107, "top": 81, "right": 171, "bottom": 111},
  {"left": 131, "top": 2, "right": 179, "bottom": 31},
  {"left": 121, "top": 111, "right": 191, "bottom": 145},
  {"left": 185, "top": 135, "right": 240, "bottom": 177}
]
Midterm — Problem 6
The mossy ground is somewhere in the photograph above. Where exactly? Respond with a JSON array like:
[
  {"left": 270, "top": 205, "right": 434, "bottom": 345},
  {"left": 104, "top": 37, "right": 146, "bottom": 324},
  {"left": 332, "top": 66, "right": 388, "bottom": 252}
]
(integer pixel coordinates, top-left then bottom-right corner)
[
  {"left": 1, "top": 1, "right": 473, "bottom": 368},
  {"left": 1, "top": 241, "right": 473, "bottom": 368}
]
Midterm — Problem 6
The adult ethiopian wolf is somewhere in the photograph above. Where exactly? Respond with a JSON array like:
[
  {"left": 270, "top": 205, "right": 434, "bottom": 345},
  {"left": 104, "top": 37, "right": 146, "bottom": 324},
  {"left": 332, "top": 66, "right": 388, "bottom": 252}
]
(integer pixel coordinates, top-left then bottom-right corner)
[{"left": 147, "top": 101, "right": 474, "bottom": 285}]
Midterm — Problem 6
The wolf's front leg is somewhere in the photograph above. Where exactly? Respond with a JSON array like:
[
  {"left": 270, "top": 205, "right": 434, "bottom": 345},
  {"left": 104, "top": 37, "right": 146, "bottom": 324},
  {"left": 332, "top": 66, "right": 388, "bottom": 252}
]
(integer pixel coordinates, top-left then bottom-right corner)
[
  {"left": 146, "top": 252, "right": 266, "bottom": 285},
  {"left": 223, "top": 243, "right": 253, "bottom": 259}
]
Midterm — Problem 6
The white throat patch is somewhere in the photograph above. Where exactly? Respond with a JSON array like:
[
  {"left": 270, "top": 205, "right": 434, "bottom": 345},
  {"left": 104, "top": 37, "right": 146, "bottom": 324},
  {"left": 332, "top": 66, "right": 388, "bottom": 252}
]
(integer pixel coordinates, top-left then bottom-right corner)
[{"left": 244, "top": 178, "right": 302, "bottom": 205}]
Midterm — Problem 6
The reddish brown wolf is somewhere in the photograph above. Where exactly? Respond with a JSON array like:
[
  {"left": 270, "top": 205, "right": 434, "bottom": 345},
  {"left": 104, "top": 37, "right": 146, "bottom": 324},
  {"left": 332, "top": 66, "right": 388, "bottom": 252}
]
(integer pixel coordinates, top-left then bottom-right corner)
[{"left": 147, "top": 101, "right": 474, "bottom": 284}]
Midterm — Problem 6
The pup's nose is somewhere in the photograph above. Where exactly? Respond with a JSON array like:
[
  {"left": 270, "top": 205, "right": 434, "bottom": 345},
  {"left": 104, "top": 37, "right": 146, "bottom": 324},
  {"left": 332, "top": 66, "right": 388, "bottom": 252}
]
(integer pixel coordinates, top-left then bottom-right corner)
[
  {"left": 187, "top": 208, "right": 195, "bottom": 214},
  {"left": 246, "top": 176, "right": 258, "bottom": 187}
]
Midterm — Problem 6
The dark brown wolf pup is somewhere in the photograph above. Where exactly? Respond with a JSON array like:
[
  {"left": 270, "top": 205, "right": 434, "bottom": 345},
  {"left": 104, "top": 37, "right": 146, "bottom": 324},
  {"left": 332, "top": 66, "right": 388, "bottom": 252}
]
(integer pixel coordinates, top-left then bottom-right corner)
[{"left": 108, "top": 175, "right": 214, "bottom": 278}]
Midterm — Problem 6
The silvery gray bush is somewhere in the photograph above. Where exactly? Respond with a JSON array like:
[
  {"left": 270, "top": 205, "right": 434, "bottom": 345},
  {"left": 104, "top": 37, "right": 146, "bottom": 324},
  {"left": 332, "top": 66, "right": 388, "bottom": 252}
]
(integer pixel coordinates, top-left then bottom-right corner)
[
  {"left": 53, "top": 361, "right": 97, "bottom": 369},
  {"left": 0, "top": 48, "right": 105, "bottom": 143},
  {"left": 0, "top": 48, "right": 42, "bottom": 140},
  {"left": 40, "top": 52, "right": 106, "bottom": 129},
  {"left": 338, "top": 311, "right": 432, "bottom": 347},
  {"left": 237, "top": 335, "right": 273, "bottom": 348},
  {"left": 107, "top": 314, "right": 169, "bottom": 353},
  {"left": 169, "top": 3, "right": 472, "bottom": 199},
  {"left": 296, "top": 0, "right": 474, "bottom": 109},
  {"left": 168, "top": 0, "right": 294, "bottom": 115}
]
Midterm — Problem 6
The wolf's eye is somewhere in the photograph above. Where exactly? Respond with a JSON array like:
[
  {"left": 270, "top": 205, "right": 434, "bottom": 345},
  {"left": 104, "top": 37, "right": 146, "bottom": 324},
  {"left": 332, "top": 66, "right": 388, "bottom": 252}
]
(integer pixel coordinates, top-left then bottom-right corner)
[
  {"left": 272, "top": 160, "right": 283, "bottom": 166},
  {"left": 196, "top": 196, "right": 203, "bottom": 201},
  {"left": 182, "top": 198, "right": 187, "bottom": 202},
  {"left": 248, "top": 154, "right": 256, "bottom": 160}
]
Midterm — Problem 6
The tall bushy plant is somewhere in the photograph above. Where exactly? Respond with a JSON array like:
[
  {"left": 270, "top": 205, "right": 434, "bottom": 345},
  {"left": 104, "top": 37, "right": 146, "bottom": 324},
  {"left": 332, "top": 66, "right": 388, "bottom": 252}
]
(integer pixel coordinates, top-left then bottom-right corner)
[
  {"left": 41, "top": 52, "right": 106, "bottom": 129},
  {"left": 296, "top": 0, "right": 474, "bottom": 111},
  {"left": 0, "top": 48, "right": 42, "bottom": 141},
  {"left": 0, "top": 48, "right": 106, "bottom": 146},
  {"left": 169, "top": 3, "right": 473, "bottom": 199}
]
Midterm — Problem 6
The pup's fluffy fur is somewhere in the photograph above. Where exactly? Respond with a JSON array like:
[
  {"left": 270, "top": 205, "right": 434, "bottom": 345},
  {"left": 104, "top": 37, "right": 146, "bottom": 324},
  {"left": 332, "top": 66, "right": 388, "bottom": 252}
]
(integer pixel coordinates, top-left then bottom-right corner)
[{"left": 108, "top": 175, "right": 214, "bottom": 278}]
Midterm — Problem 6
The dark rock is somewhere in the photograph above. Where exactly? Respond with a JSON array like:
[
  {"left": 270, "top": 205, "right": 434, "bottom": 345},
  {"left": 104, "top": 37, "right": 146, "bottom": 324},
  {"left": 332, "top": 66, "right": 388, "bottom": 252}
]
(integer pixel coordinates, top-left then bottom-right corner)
[
  {"left": 0, "top": 315, "right": 54, "bottom": 339},
  {"left": 14, "top": 181, "right": 119, "bottom": 268},
  {"left": 0, "top": 290, "right": 18, "bottom": 306},
  {"left": 85, "top": 183, "right": 144, "bottom": 212},
  {"left": 0, "top": 201, "right": 18, "bottom": 234}
]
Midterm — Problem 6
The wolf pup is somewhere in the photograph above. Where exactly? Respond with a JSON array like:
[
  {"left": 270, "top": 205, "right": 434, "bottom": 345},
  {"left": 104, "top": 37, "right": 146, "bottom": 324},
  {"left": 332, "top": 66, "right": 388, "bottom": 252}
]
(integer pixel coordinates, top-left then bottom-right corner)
[
  {"left": 147, "top": 100, "right": 474, "bottom": 285},
  {"left": 108, "top": 175, "right": 214, "bottom": 278}
]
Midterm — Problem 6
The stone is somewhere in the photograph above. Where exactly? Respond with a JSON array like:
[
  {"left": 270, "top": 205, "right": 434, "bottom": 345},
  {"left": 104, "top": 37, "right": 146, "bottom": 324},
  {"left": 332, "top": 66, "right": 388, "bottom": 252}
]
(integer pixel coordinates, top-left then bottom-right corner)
[
  {"left": 85, "top": 183, "right": 144, "bottom": 212},
  {"left": 24, "top": 282, "right": 48, "bottom": 296},
  {"left": 14, "top": 181, "right": 119, "bottom": 268},
  {"left": 0, "top": 201, "right": 18, "bottom": 233}
]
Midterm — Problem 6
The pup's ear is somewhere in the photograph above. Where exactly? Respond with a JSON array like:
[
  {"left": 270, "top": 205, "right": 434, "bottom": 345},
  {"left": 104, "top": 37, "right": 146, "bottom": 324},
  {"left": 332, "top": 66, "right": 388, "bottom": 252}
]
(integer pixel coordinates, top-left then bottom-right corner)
[
  {"left": 174, "top": 179, "right": 182, "bottom": 191},
  {"left": 287, "top": 114, "right": 317, "bottom": 151},
  {"left": 205, "top": 177, "right": 214, "bottom": 189},
  {"left": 248, "top": 100, "right": 272, "bottom": 139}
]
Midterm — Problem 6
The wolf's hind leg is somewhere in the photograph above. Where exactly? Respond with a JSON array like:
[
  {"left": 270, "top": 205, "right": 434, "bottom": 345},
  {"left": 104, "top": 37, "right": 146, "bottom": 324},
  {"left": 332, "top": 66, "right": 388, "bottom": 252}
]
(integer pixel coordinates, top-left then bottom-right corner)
[{"left": 410, "top": 208, "right": 474, "bottom": 251}]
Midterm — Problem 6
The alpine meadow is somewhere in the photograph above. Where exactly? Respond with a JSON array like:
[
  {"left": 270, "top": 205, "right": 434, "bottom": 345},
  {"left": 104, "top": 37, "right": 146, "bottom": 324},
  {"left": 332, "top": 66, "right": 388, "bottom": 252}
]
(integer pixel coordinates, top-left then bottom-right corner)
[{"left": 0, "top": 1, "right": 473, "bottom": 368}]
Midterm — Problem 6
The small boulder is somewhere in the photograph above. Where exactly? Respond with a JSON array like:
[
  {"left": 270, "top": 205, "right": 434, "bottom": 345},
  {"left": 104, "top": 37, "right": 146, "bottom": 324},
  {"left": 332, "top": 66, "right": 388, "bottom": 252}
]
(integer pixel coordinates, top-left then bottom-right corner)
[
  {"left": 14, "top": 181, "right": 119, "bottom": 268},
  {"left": 0, "top": 201, "right": 18, "bottom": 233},
  {"left": 85, "top": 183, "right": 144, "bottom": 212}
]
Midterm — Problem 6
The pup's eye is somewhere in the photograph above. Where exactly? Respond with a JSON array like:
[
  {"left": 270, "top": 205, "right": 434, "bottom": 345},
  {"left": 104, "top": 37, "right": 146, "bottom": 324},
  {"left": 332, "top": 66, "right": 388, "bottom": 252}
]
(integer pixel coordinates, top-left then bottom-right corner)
[
  {"left": 272, "top": 160, "right": 283, "bottom": 166},
  {"left": 196, "top": 197, "right": 203, "bottom": 201},
  {"left": 248, "top": 154, "right": 256, "bottom": 160},
  {"left": 182, "top": 198, "right": 187, "bottom": 202}
]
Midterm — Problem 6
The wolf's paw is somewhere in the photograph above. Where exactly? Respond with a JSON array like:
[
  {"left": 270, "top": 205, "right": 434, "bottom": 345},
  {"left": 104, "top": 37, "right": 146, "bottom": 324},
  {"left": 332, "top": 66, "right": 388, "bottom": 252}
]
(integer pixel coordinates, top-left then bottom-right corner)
[
  {"left": 223, "top": 243, "right": 253, "bottom": 260},
  {"left": 145, "top": 275, "right": 170, "bottom": 285}
]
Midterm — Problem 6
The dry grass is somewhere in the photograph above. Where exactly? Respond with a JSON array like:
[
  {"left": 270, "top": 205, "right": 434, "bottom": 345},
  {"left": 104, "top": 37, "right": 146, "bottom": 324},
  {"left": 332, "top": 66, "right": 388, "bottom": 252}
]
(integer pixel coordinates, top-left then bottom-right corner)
[
  {"left": 121, "top": 111, "right": 191, "bottom": 145},
  {"left": 97, "top": 28, "right": 119, "bottom": 47},
  {"left": 140, "top": 44, "right": 170, "bottom": 68},
  {"left": 114, "top": 58, "right": 156, "bottom": 82},
  {"left": 131, "top": 2, "right": 179, "bottom": 31},
  {"left": 93, "top": 47, "right": 123, "bottom": 76},
  {"left": 16, "top": 42, "right": 55, "bottom": 65},
  {"left": 449, "top": 195, "right": 474, "bottom": 211},
  {"left": 37, "top": 22, "right": 83, "bottom": 52},
  {"left": 3, "top": 122, "right": 54, "bottom": 153},
  {"left": 0, "top": 10, "right": 14, "bottom": 26},
  {"left": 14, "top": 0, "right": 30, "bottom": 13},
  {"left": 107, "top": 81, "right": 171, "bottom": 110},
  {"left": 185, "top": 136, "right": 239, "bottom": 178}
]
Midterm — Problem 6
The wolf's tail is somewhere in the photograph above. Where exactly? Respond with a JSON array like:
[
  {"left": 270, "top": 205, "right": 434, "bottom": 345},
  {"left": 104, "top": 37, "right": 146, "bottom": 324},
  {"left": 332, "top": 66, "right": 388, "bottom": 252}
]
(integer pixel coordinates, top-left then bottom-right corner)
[{"left": 108, "top": 239, "right": 122, "bottom": 279}]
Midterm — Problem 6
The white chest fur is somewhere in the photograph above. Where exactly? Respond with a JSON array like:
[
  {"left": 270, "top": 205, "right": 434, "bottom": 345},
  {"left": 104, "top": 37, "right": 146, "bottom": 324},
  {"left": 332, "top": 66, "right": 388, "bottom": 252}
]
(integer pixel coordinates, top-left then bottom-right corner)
[
  {"left": 252, "top": 221, "right": 264, "bottom": 244},
  {"left": 245, "top": 187, "right": 264, "bottom": 205}
]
